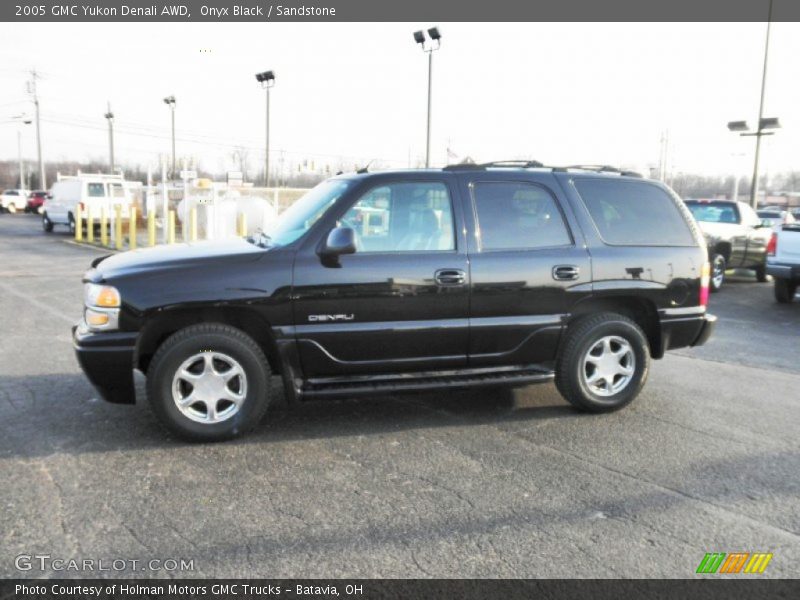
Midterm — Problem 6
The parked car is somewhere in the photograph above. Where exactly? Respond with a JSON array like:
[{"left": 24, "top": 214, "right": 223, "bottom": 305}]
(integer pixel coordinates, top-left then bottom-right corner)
[
  {"left": 766, "top": 222, "right": 800, "bottom": 303},
  {"left": 684, "top": 199, "right": 772, "bottom": 291},
  {"left": 1, "top": 189, "right": 26, "bottom": 213},
  {"left": 42, "top": 172, "right": 132, "bottom": 234},
  {"left": 74, "top": 163, "right": 716, "bottom": 441},
  {"left": 25, "top": 190, "right": 48, "bottom": 214},
  {"left": 757, "top": 208, "right": 795, "bottom": 232}
]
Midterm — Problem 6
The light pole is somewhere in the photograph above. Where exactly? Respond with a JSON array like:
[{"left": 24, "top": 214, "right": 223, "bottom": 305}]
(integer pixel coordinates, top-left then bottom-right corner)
[
  {"left": 726, "top": 1, "right": 777, "bottom": 209},
  {"left": 727, "top": 116, "right": 780, "bottom": 208},
  {"left": 255, "top": 70, "right": 275, "bottom": 187},
  {"left": 13, "top": 114, "right": 32, "bottom": 190},
  {"left": 413, "top": 27, "right": 442, "bottom": 168},
  {"left": 104, "top": 102, "right": 115, "bottom": 172},
  {"left": 163, "top": 95, "right": 176, "bottom": 179}
]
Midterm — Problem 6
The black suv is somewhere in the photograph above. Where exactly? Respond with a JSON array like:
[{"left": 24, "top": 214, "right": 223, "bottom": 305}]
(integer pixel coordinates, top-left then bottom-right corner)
[{"left": 74, "top": 163, "right": 716, "bottom": 441}]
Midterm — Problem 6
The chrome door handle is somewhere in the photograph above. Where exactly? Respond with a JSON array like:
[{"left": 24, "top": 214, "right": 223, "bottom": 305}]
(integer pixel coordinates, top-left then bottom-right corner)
[
  {"left": 435, "top": 269, "right": 466, "bottom": 286},
  {"left": 552, "top": 265, "right": 580, "bottom": 281}
]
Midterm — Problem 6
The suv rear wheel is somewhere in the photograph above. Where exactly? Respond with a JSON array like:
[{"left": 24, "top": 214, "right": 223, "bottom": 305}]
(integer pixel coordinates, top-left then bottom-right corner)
[
  {"left": 147, "top": 324, "right": 271, "bottom": 442},
  {"left": 556, "top": 313, "right": 650, "bottom": 412}
]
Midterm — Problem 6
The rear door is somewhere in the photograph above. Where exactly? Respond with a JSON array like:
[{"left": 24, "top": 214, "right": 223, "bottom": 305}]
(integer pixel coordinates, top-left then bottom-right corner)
[{"left": 459, "top": 172, "right": 592, "bottom": 367}]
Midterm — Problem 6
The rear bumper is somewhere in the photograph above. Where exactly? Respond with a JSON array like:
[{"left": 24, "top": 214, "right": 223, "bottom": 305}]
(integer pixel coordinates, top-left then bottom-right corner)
[
  {"left": 73, "top": 322, "right": 138, "bottom": 404},
  {"left": 766, "top": 262, "right": 800, "bottom": 280},
  {"left": 659, "top": 312, "right": 717, "bottom": 354}
]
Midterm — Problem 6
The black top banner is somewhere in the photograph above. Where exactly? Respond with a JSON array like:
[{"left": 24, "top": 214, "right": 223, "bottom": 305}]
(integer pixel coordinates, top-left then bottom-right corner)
[{"left": 1, "top": 0, "right": 797, "bottom": 22}]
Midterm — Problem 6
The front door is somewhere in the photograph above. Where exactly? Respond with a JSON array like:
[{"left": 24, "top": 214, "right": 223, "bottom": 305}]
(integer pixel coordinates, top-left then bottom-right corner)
[{"left": 292, "top": 178, "right": 470, "bottom": 377}]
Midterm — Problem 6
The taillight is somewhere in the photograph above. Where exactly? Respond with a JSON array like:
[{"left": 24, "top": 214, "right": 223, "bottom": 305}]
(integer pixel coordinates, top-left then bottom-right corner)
[
  {"left": 767, "top": 232, "right": 777, "bottom": 257},
  {"left": 699, "top": 262, "right": 710, "bottom": 307},
  {"left": 78, "top": 202, "right": 85, "bottom": 212}
]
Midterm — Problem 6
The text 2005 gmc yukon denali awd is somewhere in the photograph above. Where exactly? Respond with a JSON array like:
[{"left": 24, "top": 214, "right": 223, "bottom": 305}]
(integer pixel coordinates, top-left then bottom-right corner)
[{"left": 73, "top": 163, "right": 716, "bottom": 441}]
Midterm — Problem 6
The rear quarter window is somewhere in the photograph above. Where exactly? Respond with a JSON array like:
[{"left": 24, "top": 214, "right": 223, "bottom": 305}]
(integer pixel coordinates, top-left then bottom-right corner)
[{"left": 573, "top": 178, "right": 695, "bottom": 246}]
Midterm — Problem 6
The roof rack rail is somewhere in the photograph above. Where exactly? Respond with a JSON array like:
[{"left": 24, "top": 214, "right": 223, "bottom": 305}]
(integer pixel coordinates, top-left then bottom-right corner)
[
  {"left": 554, "top": 165, "right": 643, "bottom": 178},
  {"left": 443, "top": 160, "right": 544, "bottom": 171}
]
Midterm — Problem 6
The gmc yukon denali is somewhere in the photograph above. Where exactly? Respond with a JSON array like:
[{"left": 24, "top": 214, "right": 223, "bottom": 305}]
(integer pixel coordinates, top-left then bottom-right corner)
[{"left": 73, "top": 163, "right": 716, "bottom": 441}]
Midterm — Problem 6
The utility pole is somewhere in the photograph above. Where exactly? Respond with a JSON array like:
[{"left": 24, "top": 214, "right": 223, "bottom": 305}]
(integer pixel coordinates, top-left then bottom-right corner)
[
  {"left": 104, "top": 102, "right": 115, "bottom": 172},
  {"left": 27, "top": 69, "right": 45, "bottom": 190}
]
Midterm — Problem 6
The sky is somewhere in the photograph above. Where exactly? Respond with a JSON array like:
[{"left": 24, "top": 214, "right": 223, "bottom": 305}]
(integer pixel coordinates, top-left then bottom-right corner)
[{"left": 0, "top": 22, "right": 799, "bottom": 180}]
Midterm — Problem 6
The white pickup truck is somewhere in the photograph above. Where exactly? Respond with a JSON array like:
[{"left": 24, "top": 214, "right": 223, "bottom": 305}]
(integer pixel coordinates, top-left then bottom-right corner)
[{"left": 767, "top": 223, "right": 800, "bottom": 303}]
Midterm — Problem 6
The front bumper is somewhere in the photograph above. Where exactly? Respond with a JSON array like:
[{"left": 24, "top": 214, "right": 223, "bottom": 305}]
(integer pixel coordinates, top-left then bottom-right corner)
[
  {"left": 766, "top": 262, "right": 800, "bottom": 280},
  {"left": 658, "top": 312, "right": 717, "bottom": 355},
  {"left": 73, "top": 321, "right": 138, "bottom": 404}
]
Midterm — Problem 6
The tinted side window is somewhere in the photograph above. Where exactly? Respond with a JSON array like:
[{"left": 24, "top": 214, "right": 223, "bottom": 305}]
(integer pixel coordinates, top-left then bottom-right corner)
[
  {"left": 472, "top": 182, "right": 571, "bottom": 251},
  {"left": 574, "top": 179, "right": 694, "bottom": 246},
  {"left": 342, "top": 182, "right": 454, "bottom": 252}
]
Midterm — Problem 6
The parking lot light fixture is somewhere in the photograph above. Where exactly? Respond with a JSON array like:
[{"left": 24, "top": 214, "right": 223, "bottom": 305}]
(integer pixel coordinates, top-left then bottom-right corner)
[
  {"left": 413, "top": 27, "right": 442, "bottom": 168},
  {"left": 255, "top": 71, "right": 276, "bottom": 187},
  {"left": 104, "top": 102, "right": 115, "bottom": 172},
  {"left": 163, "top": 96, "right": 176, "bottom": 179}
]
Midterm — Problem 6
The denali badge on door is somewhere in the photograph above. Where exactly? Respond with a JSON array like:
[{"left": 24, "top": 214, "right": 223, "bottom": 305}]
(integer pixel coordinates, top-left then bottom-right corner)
[{"left": 308, "top": 314, "right": 355, "bottom": 322}]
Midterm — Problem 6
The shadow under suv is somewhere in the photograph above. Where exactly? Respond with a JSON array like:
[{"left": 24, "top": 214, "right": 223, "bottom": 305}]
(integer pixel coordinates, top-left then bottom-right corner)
[{"left": 74, "top": 162, "right": 716, "bottom": 441}]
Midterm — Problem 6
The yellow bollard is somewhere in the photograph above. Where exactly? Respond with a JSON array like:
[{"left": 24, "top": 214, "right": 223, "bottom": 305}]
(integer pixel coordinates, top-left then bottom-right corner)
[
  {"left": 100, "top": 207, "right": 108, "bottom": 246},
  {"left": 87, "top": 208, "right": 94, "bottom": 243},
  {"left": 238, "top": 212, "right": 247, "bottom": 237},
  {"left": 147, "top": 210, "right": 156, "bottom": 247},
  {"left": 129, "top": 206, "right": 137, "bottom": 250},
  {"left": 168, "top": 210, "right": 176, "bottom": 244},
  {"left": 75, "top": 204, "right": 83, "bottom": 242},
  {"left": 115, "top": 205, "right": 123, "bottom": 251},
  {"left": 189, "top": 206, "right": 198, "bottom": 242}
]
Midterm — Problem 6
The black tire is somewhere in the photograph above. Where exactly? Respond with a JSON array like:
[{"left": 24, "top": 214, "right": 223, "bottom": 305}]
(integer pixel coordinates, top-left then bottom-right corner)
[
  {"left": 146, "top": 323, "right": 272, "bottom": 442},
  {"left": 68, "top": 212, "right": 76, "bottom": 236},
  {"left": 774, "top": 279, "right": 797, "bottom": 304},
  {"left": 42, "top": 212, "right": 54, "bottom": 233},
  {"left": 755, "top": 263, "right": 768, "bottom": 283},
  {"left": 710, "top": 253, "right": 726, "bottom": 293},
  {"left": 555, "top": 312, "right": 650, "bottom": 413}
]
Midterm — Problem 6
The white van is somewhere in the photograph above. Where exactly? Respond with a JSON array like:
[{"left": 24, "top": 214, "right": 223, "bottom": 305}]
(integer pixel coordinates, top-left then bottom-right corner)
[{"left": 42, "top": 172, "right": 133, "bottom": 234}]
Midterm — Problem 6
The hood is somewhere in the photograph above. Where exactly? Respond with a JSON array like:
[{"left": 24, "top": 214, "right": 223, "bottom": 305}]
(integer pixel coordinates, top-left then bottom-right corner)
[{"left": 87, "top": 238, "right": 265, "bottom": 281}]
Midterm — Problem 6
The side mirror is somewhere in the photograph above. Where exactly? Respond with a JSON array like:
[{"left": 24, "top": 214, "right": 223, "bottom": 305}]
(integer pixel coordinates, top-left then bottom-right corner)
[{"left": 321, "top": 227, "right": 356, "bottom": 259}]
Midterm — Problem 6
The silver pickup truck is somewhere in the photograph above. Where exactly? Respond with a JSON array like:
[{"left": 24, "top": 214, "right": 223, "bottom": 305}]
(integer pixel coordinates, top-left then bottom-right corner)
[{"left": 767, "top": 222, "right": 800, "bottom": 303}]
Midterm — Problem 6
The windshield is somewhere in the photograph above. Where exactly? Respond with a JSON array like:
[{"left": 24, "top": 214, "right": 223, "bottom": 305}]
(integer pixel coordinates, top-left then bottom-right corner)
[
  {"left": 685, "top": 201, "right": 740, "bottom": 224},
  {"left": 263, "top": 179, "right": 352, "bottom": 246}
]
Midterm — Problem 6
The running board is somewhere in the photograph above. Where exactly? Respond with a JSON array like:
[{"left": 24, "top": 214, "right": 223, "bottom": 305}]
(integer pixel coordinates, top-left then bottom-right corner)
[{"left": 301, "top": 365, "right": 554, "bottom": 399}]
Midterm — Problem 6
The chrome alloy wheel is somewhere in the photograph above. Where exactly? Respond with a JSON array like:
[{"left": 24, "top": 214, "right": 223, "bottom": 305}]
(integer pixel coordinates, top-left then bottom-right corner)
[
  {"left": 171, "top": 352, "right": 247, "bottom": 424},
  {"left": 581, "top": 335, "right": 635, "bottom": 397}
]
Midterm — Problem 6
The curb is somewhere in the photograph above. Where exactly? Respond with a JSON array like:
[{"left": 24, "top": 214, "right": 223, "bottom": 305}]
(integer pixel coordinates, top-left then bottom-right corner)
[{"left": 63, "top": 239, "right": 119, "bottom": 254}]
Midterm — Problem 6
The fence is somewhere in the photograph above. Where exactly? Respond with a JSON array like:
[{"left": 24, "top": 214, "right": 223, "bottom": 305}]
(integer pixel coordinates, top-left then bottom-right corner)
[{"left": 73, "top": 186, "right": 309, "bottom": 250}]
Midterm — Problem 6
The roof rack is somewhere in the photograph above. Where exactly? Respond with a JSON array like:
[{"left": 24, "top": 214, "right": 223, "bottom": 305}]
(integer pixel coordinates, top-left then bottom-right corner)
[
  {"left": 443, "top": 160, "right": 544, "bottom": 171},
  {"left": 554, "top": 165, "right": 643, "bottom": 178}
]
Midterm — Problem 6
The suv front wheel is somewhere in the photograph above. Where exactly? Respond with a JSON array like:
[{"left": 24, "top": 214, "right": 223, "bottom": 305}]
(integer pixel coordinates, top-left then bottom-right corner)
[
  {"left": 556, "top": 313, "right": 650, "bottom": 412},
  {"left": 147, "top": 324, "right": 272, "bottom": 442}
]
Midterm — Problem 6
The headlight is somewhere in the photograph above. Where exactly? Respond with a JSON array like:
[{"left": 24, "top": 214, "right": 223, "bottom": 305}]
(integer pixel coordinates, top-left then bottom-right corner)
[
  {"left": 84, "top": 283, "right": 121, "bottom": 308},
  {"left": 83, "top": 283, "right": 121, "bottom": 331}
]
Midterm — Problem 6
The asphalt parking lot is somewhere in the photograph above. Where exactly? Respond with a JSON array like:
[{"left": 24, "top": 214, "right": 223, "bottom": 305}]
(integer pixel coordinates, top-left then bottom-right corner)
[{"left": 1, "top": 212, "right": 798, "bottom": 579}]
